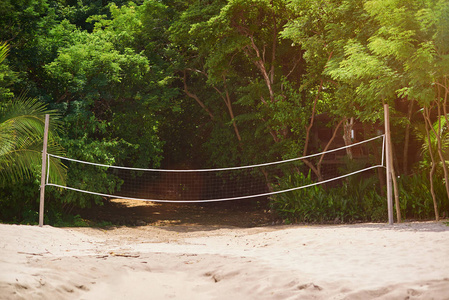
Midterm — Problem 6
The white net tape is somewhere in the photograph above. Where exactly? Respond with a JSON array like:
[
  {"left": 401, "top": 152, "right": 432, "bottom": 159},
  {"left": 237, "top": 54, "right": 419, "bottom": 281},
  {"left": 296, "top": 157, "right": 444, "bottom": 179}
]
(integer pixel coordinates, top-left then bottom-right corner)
[{"left": 46, "top": 135, "right": 385, "bottom": 203}]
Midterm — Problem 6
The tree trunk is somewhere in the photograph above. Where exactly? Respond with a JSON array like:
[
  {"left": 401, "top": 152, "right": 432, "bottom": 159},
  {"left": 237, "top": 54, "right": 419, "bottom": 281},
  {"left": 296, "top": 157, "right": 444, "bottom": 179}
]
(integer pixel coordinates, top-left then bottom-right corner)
[
  {"left": 303, "top": 78, "right": 322, "bottom": 156},
  {"left": 423, "top": 108, "right": 440, "bottom": 221},
  {"left": 261, "top": 168, "right": 273, "bottom": 193},
  {"left": 187, "top": 69, "right": 242, "bottom": 142},
  {"left": 303, "top": 51, "right": 334, "bottom": 157},
  {"left": 429, "top": 101, "right": 449, "bottom": 204},
  {"left": 221, "top": 76, "right": 242, "bottom": 141},
  {"left": 443, "top": 77, "right": 449, "bottom": 127},
  {"left": 317, "top": 119, "right": 344, "bottom": 177},
  {"left": 436, "top": 77, "right": 449, "bottom": 130},
  {"left": 244, "top": 36, "right": 275, "bottom": 102},
  {"left": 343, "top": 117, "right": 354, "bottom": 159},
  {"left": 403, "top": 99, "right": 414, "bottom": 174},
  {"left": 390, "top": 160, "right": 402, "bottom": 222}
]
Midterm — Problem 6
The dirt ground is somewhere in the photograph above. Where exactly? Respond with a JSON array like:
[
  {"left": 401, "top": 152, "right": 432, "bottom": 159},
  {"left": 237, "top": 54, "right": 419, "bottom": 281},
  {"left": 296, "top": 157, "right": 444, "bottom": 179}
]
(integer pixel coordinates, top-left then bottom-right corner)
[{"left": 78, "top": 198, "right": 273, "bottom": 228}]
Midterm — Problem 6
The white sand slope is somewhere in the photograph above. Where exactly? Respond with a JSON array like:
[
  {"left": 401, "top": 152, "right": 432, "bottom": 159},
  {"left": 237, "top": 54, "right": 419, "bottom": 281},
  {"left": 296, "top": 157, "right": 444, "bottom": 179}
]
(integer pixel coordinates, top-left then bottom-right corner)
[{"left": 1, "top": 222, "right": 449, "bottom": 299}]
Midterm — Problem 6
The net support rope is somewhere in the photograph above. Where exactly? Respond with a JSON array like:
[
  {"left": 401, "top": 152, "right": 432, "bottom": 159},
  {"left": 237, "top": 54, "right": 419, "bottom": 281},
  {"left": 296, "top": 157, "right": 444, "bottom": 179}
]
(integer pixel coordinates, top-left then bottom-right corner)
[{"left": 45, "top": 134, "right": 385, "bottom": 203}]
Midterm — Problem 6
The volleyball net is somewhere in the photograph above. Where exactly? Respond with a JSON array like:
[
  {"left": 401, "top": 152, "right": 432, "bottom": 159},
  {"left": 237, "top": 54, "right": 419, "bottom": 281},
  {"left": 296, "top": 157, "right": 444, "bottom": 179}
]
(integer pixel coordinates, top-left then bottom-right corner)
[{"left": 45, "top": 135, "right": 385, "bottom": 203}]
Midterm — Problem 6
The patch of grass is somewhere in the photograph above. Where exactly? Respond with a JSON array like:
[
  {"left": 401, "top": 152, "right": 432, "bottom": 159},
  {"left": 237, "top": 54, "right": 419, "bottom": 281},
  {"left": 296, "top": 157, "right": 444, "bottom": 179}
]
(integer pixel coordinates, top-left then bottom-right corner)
[
  {"left": 52, "top": 214, "right": 116, "bottom": 228},
  {"left": 52, "top": 214, "right": 90, "bottom": 227}
]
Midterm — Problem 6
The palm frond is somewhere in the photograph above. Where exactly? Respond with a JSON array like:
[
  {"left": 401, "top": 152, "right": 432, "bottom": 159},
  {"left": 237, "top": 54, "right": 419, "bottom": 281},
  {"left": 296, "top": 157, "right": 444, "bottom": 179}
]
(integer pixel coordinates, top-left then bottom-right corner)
[
  {"left": 0, "top": 42, "right": 9, "bottom": 65},
  {"left": 415, "top": 114, "right": 449, "bottom": 167},
  {"left": 0, "top": 95, "right": 61, "bottom": 134},
  {"left": 0, "top": 94, "right": 66, "bottom": 185}
]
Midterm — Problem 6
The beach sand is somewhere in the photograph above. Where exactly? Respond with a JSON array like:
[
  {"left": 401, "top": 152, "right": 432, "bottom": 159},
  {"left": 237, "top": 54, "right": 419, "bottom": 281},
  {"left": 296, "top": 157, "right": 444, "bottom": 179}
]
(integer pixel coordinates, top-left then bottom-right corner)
[{"left": 1, "top": 221, "right": 449, "bottom": 299}]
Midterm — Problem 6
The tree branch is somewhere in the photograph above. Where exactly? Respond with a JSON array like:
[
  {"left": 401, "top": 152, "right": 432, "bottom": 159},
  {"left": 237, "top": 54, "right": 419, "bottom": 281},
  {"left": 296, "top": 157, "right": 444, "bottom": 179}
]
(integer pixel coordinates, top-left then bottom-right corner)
[{"left": 183, "top": 70, "right": 214, "bottom": 120}]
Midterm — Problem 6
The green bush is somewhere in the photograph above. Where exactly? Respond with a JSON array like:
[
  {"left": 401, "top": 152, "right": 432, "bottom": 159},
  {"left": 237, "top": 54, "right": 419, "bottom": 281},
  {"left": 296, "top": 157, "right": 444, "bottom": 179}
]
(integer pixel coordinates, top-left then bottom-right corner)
[
  {"left": 397, "top": 172, "right": 449, "bottom": 220},
  {"left": 0, "top": 179, "right": 40, "bottom": 224},
  {"left": 270, "top": 171, "right": 387, "bottom": 224},
  {"left": 271, "top": 168, "right": 449, "bottom": 224}
]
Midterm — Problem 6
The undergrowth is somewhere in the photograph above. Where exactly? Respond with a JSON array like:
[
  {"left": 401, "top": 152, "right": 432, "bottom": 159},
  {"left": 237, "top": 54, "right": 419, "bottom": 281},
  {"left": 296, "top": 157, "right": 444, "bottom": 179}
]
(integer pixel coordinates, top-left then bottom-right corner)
[{"left": 270, "top": 170, "right": 449, "bottom": 224}]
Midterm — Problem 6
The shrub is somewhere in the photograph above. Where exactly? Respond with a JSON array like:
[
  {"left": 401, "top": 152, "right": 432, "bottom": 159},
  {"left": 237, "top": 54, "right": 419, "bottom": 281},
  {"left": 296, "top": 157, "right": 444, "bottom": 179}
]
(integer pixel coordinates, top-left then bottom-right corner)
[
  {"left": 397, "top": 172, "right": 449, "bottom": 220},
  {"left": 270, "top": 171, "right": 386, "bottom": 223}
]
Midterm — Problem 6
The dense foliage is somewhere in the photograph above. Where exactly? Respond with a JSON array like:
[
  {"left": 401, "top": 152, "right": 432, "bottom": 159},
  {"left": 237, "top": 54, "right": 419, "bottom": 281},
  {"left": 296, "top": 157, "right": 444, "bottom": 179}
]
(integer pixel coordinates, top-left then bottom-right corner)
[
  {"left": 271, "top": 171, "right": 386, "bottom": 224},
  {"left": 0, "top": 0, "right": 448, "bottom": 224}
]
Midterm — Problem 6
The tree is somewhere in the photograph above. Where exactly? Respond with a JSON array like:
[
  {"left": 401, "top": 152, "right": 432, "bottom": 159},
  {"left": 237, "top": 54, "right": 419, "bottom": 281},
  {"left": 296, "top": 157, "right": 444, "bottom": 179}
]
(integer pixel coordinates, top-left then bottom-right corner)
[
  {"left": 305, "top": 0, "right": 449, "bottom": 220},
  {"left": 170, "top": 0, "right": 308, "bottom": 170},
  {"left": 43, "top": 3, "right": 165, "bottom": 168},
  {"left": 0, "top": 41, "right": 65, "bottom": 185},
  {"left": 281, "top": 0, "right": 378, "bottom": 181}
]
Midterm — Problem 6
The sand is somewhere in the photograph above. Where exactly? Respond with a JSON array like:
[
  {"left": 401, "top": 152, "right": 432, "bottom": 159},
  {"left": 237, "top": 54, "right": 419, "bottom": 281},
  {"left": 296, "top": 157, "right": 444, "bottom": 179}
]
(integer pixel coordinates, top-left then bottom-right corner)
[{"left": 1, "top": 221, "right": 449, "bottom": 299}]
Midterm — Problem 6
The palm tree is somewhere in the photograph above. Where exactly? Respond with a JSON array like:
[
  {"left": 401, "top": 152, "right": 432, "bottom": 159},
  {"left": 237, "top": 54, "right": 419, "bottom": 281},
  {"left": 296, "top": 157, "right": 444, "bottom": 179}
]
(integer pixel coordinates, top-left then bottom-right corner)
[
  {"left": 0, "top": 96, "right": 67, "bottom": 185},
  {"left": 0, "top": 42, "right": 66, "bottom": 185}
]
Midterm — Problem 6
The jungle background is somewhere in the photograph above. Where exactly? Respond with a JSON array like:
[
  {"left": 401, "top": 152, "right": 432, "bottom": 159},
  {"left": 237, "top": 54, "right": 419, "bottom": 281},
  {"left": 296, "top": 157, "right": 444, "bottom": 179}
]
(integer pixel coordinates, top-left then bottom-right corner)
[{"left": 1, "top": 0, "right": 448, "bottom": 226}]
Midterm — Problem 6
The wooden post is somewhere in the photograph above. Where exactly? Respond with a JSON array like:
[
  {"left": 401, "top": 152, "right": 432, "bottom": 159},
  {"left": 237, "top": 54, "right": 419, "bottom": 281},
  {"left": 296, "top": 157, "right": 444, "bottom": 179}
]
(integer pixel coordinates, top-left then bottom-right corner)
[
  {"left": 384, "top": 104, "right": 394, "bottom": 225},
  {"left": 39, "top": 114, "right": 50, "bottom": 227}
]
